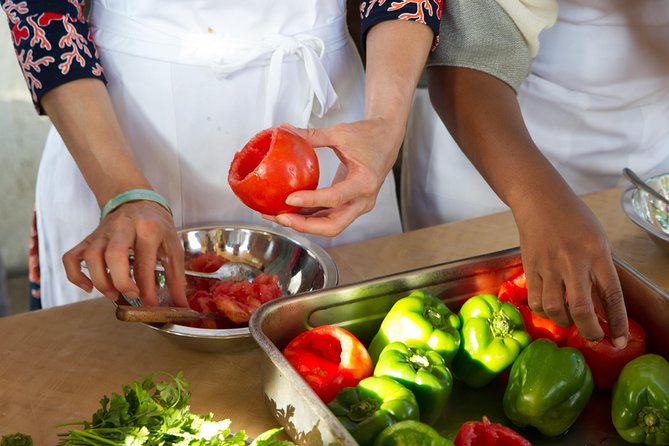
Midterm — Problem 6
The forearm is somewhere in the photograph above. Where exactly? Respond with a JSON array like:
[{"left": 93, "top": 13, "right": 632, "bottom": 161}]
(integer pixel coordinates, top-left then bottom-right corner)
[
  {"left": 364, "top": 20, "right": 433, "bottom": 157},
  {"left": 40, "top": 78, "right": 152, "bottom": 208},
  {"left": 427, "top": 66, "right": 575, "bottom": 214},
  {"left": 428, "top": 67, "right": 629, "bottom": 346}
]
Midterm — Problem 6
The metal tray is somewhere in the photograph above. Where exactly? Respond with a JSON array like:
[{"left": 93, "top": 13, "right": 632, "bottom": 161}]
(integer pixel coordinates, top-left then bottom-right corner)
[{"left": 249, "top": 248, "right": 669, "bottom": 446}]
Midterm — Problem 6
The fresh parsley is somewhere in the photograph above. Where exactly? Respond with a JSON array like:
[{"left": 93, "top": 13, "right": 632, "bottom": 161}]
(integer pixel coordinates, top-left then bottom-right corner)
[
  {"left": 0, "top": 433, "right": 33, "bottom": 446},
  {"left": 56, "top": 371, "right": 295, "bottom": 446}
]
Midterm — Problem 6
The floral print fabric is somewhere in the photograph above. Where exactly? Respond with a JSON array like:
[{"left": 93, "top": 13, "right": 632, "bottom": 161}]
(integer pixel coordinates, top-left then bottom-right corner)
[{"left": 2, "top": 0, "right": 104, "bottom": 113}]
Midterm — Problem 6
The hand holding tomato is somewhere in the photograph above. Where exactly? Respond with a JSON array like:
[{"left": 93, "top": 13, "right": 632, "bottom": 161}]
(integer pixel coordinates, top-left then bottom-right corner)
[
  {"left": 228, "top": 126, "right": 319, "bottom": 215},
  {"left": 263, "top": 119, "right": 402, "bottom": 237},
  {"left": 283, "top": 325, "right": 373, "bottom": 404}
]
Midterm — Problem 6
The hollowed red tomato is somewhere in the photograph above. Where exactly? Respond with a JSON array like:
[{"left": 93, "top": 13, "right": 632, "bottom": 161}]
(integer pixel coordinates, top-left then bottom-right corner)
[
  {"left": 283, "top": 325, "right": 373, "bottom": 404},
  {"left": 228, "top": 127, "right": 319, "bottom": 215}
]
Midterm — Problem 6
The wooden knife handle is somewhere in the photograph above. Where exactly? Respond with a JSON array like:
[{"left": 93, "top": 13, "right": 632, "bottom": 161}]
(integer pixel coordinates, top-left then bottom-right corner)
[{"left": 115, "top": 306, "right": 204, "bottom": 323}]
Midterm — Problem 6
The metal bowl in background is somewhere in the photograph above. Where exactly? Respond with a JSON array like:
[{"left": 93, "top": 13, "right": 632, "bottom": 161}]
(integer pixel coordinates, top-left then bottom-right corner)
[
  {"left": 141, "top": 223, "right": 338, "bottom": 353},
  {"left": 621, "top": 172, "right": 669, "bottom": 255}
]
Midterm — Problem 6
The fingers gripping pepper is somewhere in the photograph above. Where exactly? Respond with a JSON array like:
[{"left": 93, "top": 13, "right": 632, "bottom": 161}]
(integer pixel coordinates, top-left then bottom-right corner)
[
  {"left": 611, "top": 353, "right": 669, "bottom": 445},
  {"left": 328, "top": 376, "right": 419, "bottom": 446},
  {"left": 497, "top": 272, "right": 573, "bottom": 346},
  {"left": 368, "top": 291, "right": 461, "bottom": 364},
  {"left": 503, "top": 338, "right": 594, "bottom": 437},
  {"left": 451, "top": 294, "right": 532, "bottom": 388},
  {"left": 374, "top": 342, "right": 453, "bottom": 425}
]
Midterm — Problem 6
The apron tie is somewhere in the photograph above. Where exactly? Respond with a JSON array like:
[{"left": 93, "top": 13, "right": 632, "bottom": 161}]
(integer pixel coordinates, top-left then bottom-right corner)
[{"left": 211, "top": 33, "right": 339, "bottom": 127}]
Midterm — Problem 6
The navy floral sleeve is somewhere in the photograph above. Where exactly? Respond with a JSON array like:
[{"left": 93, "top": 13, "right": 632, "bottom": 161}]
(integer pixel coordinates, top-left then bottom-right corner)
[
  {"left": 360, "top": 0, "right": 443, "bottom": 47},
  {"left": 2, "top": 0, "right": 105, "bottom": 113}
]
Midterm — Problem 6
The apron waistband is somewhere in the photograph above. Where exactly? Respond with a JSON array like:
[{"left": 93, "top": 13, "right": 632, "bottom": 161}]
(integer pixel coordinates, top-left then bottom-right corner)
[{"left": 90, "top": 5, "right": 347, "bottom": 126}]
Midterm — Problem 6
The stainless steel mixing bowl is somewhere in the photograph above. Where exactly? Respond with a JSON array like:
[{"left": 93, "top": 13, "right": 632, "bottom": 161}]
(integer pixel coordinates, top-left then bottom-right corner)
[{"left": 139, "top": 223, "right": 338, "bottom": 353}]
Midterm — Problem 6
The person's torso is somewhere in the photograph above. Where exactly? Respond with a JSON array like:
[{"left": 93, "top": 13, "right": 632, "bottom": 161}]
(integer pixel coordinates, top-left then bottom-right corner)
[
  {"left": 531, "top": 0, "right": 669, "bottom": 105},
  {"left": 94, "top": 0, "right": 346, "bottom": 39}
]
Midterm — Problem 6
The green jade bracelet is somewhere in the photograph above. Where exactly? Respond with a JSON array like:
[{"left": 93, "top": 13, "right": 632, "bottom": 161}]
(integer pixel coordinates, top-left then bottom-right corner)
[{"left": 100, "top": 189, "right": 172, "bottom": 221}]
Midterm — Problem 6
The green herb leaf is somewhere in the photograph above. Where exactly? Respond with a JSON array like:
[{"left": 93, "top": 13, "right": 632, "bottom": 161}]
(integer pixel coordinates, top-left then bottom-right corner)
[
  {"left": 0, "top": 433, "right": 33, "bottom": 446},
  {"left": 56, "top": 372, "right": 296, "bottom": 446}
]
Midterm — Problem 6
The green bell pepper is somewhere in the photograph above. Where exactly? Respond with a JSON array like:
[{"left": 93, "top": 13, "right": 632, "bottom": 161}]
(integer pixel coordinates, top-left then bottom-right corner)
[
  {"left": 328, "top": 376, "right": 419, "bottom": 446},
  {"left": 374, "top": 420, "right": 454, "bottom": 446},
  {"left": 373, "top": 341, "right": 453, "bottom": 425},
  {"left": 368, "top": 291, "right": 461, "bottom": 364},
  {"left": 503, "top": 338, "right": 594, "bottom": 437},
  {"left": 611, "top": 353, "right": 669, "bottom": 445},
  {"left": 451, "top": 293, "right": 531, "bottom": 388}
]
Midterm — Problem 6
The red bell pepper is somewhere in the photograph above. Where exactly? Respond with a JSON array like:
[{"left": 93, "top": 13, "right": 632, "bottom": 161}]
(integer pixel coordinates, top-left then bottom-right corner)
[
  {"left": 517, "top": 304, "right": 572, "bottom": 346},
  {"left": 566, "top": 316, "right": 646, "bottom": 389},
  {"left": 497, "top": 273, "right": 527, "bottom": 307},
  {"left": 497, "top": 272, "right": 573, "bottom": 346},
  {"left": 454, "top": 416, "right": 531, "bottom": 446},
  {"left": 283, "top": 325, "right": 373, "bottom": 403}
]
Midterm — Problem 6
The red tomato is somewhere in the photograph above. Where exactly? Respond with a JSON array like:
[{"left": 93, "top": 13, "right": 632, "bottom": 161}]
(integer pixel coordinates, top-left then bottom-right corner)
[
  {"left": 228, "top": 126, "right": 319, "bottom": 215},
  {"left": 283, "top": 325, "right": 373, "bottom": 404},
  {"left": 455, "top": 416, "right": 531, "bottom": 446},
  {"left": 497, "top": 273, "right": 528, "bottom": 307},
  {"left": 566, "top": 317, "right": 647, "bottom": 389},
  {"left": 518, "top": 305, "right": 573, "bottom": 346}
]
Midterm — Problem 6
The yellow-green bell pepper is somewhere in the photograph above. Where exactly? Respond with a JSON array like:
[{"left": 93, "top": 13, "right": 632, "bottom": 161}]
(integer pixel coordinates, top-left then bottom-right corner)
[
  {"left": 328, "top": 376, "right": 419, "bottom": 446},
  {"left": 373, "top": 341, "right": 453, "bottom": 425},
  {"left": 368, "top": 291, "right": 461, "bottom": 364},
  {"left": 451, "top": 293, "right": 531, "bottom": 388}
]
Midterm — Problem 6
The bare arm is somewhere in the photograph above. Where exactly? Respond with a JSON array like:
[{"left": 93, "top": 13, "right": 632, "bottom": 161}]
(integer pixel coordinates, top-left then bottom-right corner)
[
  {"left": 42, "top": 79, "right": 187, "bottom": 306},
  {"left": 428, "top": 66, "right": 628, "bottom": 346}
]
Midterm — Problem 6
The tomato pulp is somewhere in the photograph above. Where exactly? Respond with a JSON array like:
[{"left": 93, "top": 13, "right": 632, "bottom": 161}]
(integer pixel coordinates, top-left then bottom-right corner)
[
  {"left": 228, "top": 127, "right": 320, "bottom": 215},
  {"left": 183, "top": 253, "right": 282, "bottom": 329}
]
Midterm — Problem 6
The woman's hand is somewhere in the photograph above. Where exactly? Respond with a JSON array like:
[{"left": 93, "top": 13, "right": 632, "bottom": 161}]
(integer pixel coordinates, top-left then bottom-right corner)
[
  {"left": 40, "top": 79, "right": 187, "bottom": 307},
  {"left": 262, "top": 119, "right": 400, "bottom": 236},
  {"left": 62, "top": 200, "right": 188, "bottom": 307},
  {"left": 265, "top": 19, "right": 433, "bottom": 237},
  {"left": 513, "top": 192, "right": 629, "bottom": 347}
]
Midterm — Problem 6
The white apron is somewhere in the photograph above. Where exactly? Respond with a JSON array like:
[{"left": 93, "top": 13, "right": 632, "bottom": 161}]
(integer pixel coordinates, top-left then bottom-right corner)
[
  {"left": 402, "top": 0, "right": 669, "bottom": 229},
  {"left": 35, "top": 0, "right": 402, "bottom": 308}
]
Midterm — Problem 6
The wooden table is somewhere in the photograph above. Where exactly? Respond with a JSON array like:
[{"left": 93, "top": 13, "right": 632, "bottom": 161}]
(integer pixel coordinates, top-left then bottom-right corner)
[{"left": 1, "top": 187, "right": 667, "bottom": 444}]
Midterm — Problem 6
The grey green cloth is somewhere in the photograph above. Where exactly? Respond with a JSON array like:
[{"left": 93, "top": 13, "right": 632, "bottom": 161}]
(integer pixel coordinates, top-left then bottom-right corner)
[{"left": 427, "top": 0, "right": 532, "bottom": 92}]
